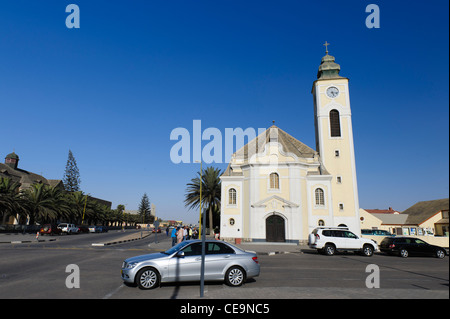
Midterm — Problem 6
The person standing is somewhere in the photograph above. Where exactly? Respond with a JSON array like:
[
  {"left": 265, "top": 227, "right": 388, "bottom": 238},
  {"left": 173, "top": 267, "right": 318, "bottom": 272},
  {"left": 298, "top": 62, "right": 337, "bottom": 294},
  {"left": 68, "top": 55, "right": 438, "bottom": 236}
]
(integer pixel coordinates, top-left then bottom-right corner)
[
  {"left": 177, "top": 226, "right": 184, "bottom": 244},
  {"left": 183, "top": 226, "right": 188, "bottom": 241},
  {"left": 193, "top": 228, "right": 198, "bottom": 239},
  {"left": 214, "top": 227, "right": 220, "bottom": 240},
  {"left": 171, "top": 227, "right": 177, "bottom": 247}
]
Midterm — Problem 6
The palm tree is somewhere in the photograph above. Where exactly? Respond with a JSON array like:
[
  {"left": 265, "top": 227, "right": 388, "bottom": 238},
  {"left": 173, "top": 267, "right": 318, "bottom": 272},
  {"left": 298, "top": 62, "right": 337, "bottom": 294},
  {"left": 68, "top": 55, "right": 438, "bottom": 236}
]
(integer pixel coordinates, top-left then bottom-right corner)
[
  {"left": 67, "top": 191, "right": 88, "bottom": 224},
  {"left": 23, "top": 183, "right": 67, "bottom": 225},
  {"left": 0, "top": 177, "right": 24, "bottom": 224},
  {"left": 184, "top": 166, "right": 222, "bottom": 233},
  {"left": 85, "top": 200, "right": 106, "bottom": 225}
]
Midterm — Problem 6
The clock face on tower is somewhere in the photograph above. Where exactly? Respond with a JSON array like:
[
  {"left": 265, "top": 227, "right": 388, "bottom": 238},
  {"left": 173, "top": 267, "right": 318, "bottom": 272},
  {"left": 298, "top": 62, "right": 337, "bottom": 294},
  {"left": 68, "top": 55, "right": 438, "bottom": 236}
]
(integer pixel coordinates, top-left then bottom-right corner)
[{"left": 326, "top": 86, "right": 339, "bottom": 98}]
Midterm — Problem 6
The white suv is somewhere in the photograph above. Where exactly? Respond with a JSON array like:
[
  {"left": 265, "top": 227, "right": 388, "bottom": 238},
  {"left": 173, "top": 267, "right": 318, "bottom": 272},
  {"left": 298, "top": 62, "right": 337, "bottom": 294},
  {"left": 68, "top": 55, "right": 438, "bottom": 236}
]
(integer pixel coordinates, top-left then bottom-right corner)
[
  {"left": 58, "top": 223, "right": 79, "bottom": 234},
  {"left": 308, "top": 227, "right": 378, "bottom": 257}
]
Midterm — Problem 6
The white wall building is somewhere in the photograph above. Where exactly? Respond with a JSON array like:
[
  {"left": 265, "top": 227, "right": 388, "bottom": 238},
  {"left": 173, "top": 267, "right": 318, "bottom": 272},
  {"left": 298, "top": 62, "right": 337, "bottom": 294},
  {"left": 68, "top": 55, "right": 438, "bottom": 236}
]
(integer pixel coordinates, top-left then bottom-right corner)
[{"left": 220, "top": 49, "right": 361, "bottom": 243}]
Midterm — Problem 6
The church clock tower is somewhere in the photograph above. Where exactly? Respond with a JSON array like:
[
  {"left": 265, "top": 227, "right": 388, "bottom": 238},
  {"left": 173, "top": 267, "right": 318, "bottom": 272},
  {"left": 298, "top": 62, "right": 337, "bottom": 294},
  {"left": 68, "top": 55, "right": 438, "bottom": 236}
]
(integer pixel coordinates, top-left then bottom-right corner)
[{"left": 311, "top": 42, "right": 360, "bottom": 231}]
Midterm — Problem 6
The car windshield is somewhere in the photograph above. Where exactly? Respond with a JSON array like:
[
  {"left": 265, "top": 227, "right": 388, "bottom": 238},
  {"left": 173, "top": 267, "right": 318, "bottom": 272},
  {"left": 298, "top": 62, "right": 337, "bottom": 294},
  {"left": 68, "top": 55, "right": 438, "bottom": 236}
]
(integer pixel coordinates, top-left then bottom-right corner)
[{"left": 162, "top": 241, "right": 192, "bottom": 255}]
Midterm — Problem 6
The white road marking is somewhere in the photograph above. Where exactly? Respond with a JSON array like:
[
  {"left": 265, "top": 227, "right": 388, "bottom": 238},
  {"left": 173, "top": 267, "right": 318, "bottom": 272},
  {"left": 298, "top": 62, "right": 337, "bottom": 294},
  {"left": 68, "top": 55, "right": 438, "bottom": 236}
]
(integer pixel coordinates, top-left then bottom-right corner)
[{"left": 103, "top": 284, "right": 124, "bottom": 299}]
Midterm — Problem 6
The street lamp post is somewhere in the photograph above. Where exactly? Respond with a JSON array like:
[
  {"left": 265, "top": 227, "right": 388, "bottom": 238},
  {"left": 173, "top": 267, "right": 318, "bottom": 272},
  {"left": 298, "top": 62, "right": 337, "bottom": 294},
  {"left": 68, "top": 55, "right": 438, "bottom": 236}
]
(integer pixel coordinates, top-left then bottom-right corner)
[
  {"left": 195, "top": 160, "right": 206, "bottom": 298},
  {"left": 195, "top": 160, "right": 203, "bottom": 237},
  {"left": 122, "top": 204, "right": 127, "bottom": 232},
  {"left": 81, "top": 194, "right": 88, "bottom": 225},
  {"left": 200, "top": 201, "right": 206, "bottom": 298}
]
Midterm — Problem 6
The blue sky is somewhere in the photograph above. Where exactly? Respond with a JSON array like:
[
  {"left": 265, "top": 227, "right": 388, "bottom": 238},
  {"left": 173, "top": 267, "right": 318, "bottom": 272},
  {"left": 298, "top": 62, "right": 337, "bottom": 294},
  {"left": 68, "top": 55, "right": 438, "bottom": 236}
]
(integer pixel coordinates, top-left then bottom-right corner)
[{"left": 1, "top": 1, "right": 448, "bottom": 224}]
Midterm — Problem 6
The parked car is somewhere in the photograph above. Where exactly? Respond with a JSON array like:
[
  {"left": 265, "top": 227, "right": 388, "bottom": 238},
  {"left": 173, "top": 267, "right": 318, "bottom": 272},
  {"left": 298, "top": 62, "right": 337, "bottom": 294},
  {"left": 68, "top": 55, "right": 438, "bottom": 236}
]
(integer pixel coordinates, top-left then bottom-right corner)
[
  {"left": 77, "top": 225, "right": 90, "bottom": 233},
  {"left": 308, "top": 226, "right": 378, "bottom": 256},
  {"left": 361, "top": 229, "right": 395, "bottom": 237},
  {"left": 58, "top": 223, "right": 79, "bottom": 234},
  {"left": 121, "top": 240, "right": 260, "bottom": 289},
  {"left": 40, "top": 224, "right": 62, "bottom": 236},
  {"left": 152, "top": 228, "right": 162, "bottom": 233},
  {"left": 97, "top": 226, "right": 108, "bottom": 233},
  {"left": 379, "top": 236, "right": 447, "bottom": 258},
  {"left": 88, "top": 225, "right": 108, "bottom": 233}
]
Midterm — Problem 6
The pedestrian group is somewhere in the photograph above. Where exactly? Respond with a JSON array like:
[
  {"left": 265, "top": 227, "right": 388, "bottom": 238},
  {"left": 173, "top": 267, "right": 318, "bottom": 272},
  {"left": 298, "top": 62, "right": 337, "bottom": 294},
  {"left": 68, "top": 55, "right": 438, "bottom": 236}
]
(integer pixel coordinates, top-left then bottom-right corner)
[{"left": 170, "top": 225, "right": 199, "bottom": 247}]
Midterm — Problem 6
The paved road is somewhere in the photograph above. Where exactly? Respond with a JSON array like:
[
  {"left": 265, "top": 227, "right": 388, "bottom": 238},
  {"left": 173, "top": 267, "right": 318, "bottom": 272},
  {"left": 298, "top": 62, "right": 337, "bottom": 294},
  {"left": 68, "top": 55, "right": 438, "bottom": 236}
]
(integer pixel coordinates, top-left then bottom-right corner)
[{"left": 0, "top": 232, "right": 448, "bottom": 300}]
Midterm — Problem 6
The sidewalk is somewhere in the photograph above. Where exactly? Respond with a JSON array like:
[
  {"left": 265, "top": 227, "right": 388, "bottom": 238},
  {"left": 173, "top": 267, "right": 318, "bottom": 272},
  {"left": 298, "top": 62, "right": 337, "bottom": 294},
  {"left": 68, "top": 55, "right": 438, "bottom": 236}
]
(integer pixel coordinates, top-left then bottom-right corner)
[
  {"left": 0, "top": 231, "right": 307, "bottom": 254},
  {"left": 91, "top": 230, "right": 152, "bottom": 246},
  {"left": 144, "top": 237, "right": 306, "bottom": 255},
  {"left": 0, "top": 232, "right": 57, "bottom": 244},
  {"left": 0, "top": 230, "right": 152, "bottom": 245},
  {"left": 234, "top": 242, "right": 304, "bottom": 255}
]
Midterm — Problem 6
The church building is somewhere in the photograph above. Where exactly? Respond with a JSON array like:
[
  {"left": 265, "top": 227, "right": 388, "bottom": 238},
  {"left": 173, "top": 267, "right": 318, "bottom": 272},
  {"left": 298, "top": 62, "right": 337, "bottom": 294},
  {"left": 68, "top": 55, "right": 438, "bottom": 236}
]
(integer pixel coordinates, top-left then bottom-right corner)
[{"left": 220, "top": 47, "right": 361, "bottom": 244}]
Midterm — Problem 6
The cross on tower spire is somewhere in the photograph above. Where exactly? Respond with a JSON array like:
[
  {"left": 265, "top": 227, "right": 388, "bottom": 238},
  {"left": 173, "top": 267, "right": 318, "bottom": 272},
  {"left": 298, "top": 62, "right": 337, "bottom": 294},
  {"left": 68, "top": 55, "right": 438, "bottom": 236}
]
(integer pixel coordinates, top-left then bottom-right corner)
[{"left": 323, "top": 41, "right": 330, "bottom": 54}]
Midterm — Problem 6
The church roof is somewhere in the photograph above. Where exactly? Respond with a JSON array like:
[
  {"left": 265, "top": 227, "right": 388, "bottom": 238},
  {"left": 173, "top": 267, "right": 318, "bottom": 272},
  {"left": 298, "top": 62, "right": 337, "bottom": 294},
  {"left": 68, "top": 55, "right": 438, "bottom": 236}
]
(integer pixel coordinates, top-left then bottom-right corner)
[
  {"left": 5, "top": 152, "right": 19, "bottom": 160},
  {"left": 316, "top": 43, "right": 346, "bottom": 81},
  {"left": 0, "top": 162, "right": 50, "bottom": 189},
  {"left": 222, "top": 126, "right": 323, "bottom": 177},
  {"left": 236, "top": 125, "right": 317, "bottom": 160},
  {"left": 317, "top": 54, "right": 344, "bottom": 80}
]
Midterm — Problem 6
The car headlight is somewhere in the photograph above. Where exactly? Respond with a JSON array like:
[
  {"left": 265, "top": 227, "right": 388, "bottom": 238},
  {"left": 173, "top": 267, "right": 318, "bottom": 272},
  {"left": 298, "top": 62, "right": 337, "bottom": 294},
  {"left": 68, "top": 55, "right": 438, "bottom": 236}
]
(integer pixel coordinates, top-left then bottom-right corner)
[{"left": 123, "top": 262, "right": 138, "bottom": 269}]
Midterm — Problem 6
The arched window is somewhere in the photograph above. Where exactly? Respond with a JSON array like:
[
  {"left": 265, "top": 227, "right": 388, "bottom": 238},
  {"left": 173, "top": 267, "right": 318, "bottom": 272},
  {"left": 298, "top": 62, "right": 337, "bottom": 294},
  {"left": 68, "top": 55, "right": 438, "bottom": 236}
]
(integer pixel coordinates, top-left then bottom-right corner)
[
  {"left": 315, "top": 188, "right": 325, "bottom": 206},
  {"left": 318, "top": 220, "right": 325, "bottom": 226},
  {"left": 270, "top": 173, "right": 279, "bottom": 189},
  {"left": 329, "top": 109, "right": 341, "bottom": 137},
  {"left": 228, "top": 188, "right": 236, "bottom": 205}
]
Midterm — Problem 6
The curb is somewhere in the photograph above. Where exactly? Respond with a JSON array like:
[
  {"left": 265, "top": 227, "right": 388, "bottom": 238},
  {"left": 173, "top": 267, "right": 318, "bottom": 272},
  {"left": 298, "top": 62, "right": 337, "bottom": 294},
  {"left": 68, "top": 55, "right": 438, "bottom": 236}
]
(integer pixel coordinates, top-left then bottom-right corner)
[
  {"left": 0, "top": 238, "right": 57, "bottom": 244},
  {"left": 259, "top": 251, "right": 299, "bottom": 256},
  {"left": 91, "top": 233, "right": 151, "bottom": 247}
]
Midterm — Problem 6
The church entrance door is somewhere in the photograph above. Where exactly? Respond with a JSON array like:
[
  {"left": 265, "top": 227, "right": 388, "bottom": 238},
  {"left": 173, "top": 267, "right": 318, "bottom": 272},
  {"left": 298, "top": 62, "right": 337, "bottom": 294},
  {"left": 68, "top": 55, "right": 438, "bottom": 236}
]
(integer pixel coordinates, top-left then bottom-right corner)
[{"left": 266, "top": 215, "right": 285, "bottom": 242}]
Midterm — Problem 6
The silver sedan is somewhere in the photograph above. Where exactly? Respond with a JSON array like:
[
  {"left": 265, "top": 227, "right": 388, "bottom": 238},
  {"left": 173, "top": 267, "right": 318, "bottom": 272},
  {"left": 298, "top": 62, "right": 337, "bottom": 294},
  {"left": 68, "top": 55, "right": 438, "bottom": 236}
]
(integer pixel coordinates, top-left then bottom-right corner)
[{"left": 121, "top": 240, "right": 260, "bottom": 289}]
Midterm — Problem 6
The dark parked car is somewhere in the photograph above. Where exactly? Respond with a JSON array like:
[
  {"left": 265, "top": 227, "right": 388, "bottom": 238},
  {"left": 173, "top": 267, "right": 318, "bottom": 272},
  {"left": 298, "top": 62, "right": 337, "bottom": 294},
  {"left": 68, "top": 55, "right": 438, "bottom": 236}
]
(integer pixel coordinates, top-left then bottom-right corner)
[
  {"left": 96, "top": 226, "right": 108, "bottom": 233},
  {"left": 77, "top": 225, "right": 90, "bottom": 233},
  {"left": 361, "top": 229, "right": 395, "bottom": 237},
  {"left": 40, "top": 224, "right": 62, "bottom": 236},
  {"left": 380, "top": 236, "right": 447, "bottom": 258},
  {"left": 88, "top": 225, "right": 108, "bottom": 233}
]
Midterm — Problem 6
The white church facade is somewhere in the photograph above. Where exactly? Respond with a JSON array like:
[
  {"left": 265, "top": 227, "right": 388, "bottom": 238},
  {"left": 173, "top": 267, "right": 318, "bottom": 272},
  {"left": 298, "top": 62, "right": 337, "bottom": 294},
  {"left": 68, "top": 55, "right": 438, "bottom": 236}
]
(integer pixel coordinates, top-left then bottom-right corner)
[{"left": 220, "top": 48, "right": 361, "bottom": 243}]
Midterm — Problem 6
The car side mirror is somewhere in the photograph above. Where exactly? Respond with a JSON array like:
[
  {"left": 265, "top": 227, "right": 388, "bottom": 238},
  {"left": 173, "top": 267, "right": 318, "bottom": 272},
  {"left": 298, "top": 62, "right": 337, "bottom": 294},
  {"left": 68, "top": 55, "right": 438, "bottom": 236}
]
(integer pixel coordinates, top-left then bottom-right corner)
[{"left": 177, "top": 251, "right": 185, "bottom": 258}]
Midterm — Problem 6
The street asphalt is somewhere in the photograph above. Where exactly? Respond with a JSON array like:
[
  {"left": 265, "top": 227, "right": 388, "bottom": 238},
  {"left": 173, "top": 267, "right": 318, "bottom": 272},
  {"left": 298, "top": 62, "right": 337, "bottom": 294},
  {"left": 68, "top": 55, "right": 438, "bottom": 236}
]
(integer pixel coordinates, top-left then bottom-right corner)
[{"left": 1, "top": 230, "right": 448, "bottom": 299}]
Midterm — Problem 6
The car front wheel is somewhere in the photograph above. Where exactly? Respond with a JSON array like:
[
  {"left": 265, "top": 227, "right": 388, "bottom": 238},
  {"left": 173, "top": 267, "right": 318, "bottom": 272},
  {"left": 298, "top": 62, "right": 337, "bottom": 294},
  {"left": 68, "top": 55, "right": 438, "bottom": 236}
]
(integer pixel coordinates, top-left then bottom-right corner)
[
  {"left": 225, "top": 266, "right": 246, "bottom": 287},
  {"left": 362, "top": 245, "right": 374, "bottom": 257},
  {"left": 323, "top": 244, "right": 336, "bottom": 256},
  {"left": 399, "top": 248, "right": 409, "bottom": 258},
  {"left": 436, "top": 249, "right": 446, "bottom": 259},
  {"left": 136, "top": 267, "right": 160, "bottom": 290}
]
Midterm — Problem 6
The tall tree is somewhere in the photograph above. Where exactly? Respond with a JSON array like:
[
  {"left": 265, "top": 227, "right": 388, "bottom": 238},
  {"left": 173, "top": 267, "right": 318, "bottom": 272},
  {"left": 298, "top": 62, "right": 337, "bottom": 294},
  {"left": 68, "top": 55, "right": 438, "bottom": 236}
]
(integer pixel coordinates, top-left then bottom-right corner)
[
  {"left": 0, "top": 177, "right": 25, "bottom": 224},
  {"left": 184, "top": 166, "right": 222, "bottom": 232},
  {"left": 63, "top": 149, "right": 81, "bottom": 192},
  {"left": 23, "top": 184, "right": 68, "bottom": 225},
  {"left": 138, "top": 193, "right": 152, "bottom": 224}
]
